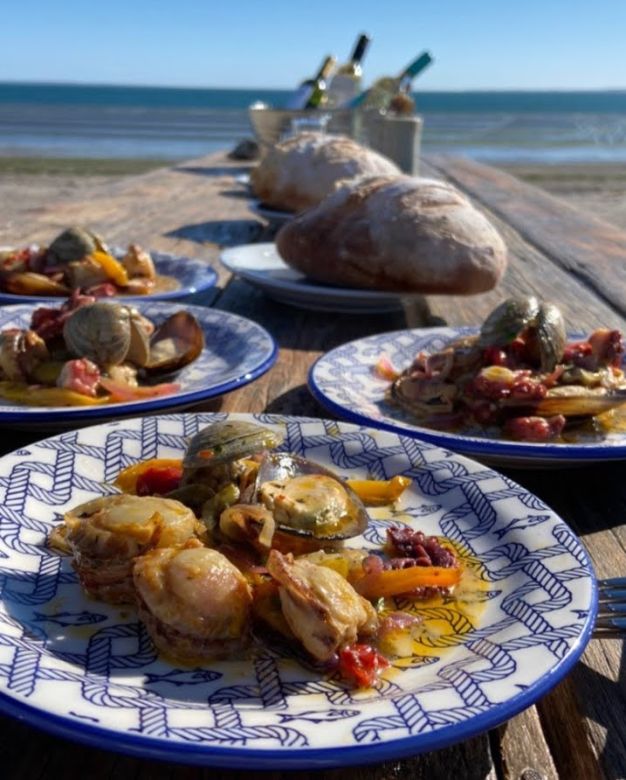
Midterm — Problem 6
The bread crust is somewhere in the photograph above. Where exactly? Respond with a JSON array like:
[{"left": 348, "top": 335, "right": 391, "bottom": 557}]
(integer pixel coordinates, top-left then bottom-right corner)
[
  {"left": 275, "top": 175, "right": 508, "bottom": 294},
  {"left": 250, "top": 132, "right": 400, "bottom": 213}
]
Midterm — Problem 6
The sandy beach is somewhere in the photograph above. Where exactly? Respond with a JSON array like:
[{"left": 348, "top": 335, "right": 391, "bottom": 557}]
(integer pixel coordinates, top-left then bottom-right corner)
[{"left": 1, "top": 159, "right": 626, "bottom": 237}]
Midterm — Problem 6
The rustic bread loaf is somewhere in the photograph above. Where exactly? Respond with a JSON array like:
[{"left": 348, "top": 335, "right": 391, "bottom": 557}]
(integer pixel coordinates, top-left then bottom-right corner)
[
  {"left": 275, "top": 175, "right": 508, "bottom": 294},
  {"left": 250, "top": 132, "right": 400, "bottom": 213}
]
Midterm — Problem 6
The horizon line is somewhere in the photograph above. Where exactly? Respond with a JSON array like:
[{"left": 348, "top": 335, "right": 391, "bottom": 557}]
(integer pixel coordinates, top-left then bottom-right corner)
[{"left": 1, "top": 79, "right": 625, "bottom": 94}]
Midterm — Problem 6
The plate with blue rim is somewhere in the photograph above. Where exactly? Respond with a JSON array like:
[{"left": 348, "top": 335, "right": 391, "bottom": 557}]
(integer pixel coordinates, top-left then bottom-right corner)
[
  {"left": 0, "top": 412, "right": 596, "bottom": 768},
  {"left": 0, "top": 303, "right": 277, "bottom": 427},
  {"left": 308, "top": 326, "right": 626, "bottom": 468},
  {"left": 0, "top": 246, "right": 218, "bottom": 305}
]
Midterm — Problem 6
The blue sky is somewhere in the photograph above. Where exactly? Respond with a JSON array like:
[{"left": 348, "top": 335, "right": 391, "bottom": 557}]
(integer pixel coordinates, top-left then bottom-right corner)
[{"left": 2, "top": 0, "right": 625, "bottom": 90}]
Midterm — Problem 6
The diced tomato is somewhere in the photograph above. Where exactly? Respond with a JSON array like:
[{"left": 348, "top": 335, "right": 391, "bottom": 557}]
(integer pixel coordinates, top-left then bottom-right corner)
[
  {"left": 135, "top": 464, "right": 183, "bottom": 496},
  {"left": 503, "top": 415, "right": 566, "bottom": 442},
  {"left": 562, "top": 340, "right": 593, "bottom": 364},
  {"left": 337, "top": 643, "right": 390, "bottom": 688},
  {"left": 482, "top": 346, "right": 508, "bottom": 367}
]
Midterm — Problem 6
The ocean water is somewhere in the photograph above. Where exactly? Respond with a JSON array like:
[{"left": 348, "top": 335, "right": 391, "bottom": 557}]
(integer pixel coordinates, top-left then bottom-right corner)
[{"left": 2, "top": 82, "right": 626, "bottom": 164}]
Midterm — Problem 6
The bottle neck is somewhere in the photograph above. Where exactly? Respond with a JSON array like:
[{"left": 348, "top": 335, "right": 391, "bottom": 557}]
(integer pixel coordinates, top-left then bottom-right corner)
[
  {"left": 400, "top": 51, "right": 433, "bottom": 82},
  {"left": 350, "top": 34, "right": 370, "bottom": 66},
  {"left": 315, "top": 55, "right": 336, "bottom": 83}
]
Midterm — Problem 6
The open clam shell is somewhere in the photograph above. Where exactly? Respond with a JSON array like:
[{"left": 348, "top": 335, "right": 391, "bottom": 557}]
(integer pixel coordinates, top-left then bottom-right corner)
[
  {"left": 143, "top": 311, "right": 204, "bottom": 375},
  {"left": 254, "top": 452, "right": 369, "bottom": 541},
  {"left": 183, "top": 420, "right": 284, "bottom": 470}
]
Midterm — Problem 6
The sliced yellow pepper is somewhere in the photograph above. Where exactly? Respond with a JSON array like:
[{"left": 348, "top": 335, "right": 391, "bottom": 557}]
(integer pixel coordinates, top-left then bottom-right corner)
[
  {"left": 0, "top": 382, "right": 111, "bottom": 407},
  {"left": 347, "top": 475, "right": 412, "bottom": 506},
  {"left": 114, "top": 458, "right": 184, "bottom": 494},
  {"left": 90, "top": 249, "right": 129, "bottom": 286}
]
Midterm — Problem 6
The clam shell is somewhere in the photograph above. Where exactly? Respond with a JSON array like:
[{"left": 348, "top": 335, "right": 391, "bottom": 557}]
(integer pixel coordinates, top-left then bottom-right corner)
[
  {"left": 255, "top": 452, "right": 369, "bottom": 541},
  {"left": 63, "top": 302, "right": 131, "bottom": 365},
  {"left": 144, "top": 311, "right": 204, "bottom": 375},
  {"left": 183, "top": 420, "right": 284, "bottom": 469},
  {"left": 47, "top": 227, "right": 102, "bottom": 265}
]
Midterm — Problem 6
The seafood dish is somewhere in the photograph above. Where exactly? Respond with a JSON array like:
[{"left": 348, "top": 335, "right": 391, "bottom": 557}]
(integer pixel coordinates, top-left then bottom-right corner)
[
  {"left": 49, "top": 420, "right": 467, "bottom": 688},
  {"left": 382, "top": 296, "right": 626, "bottom": 443},
  {"left": 0, "top": 226, "right": 179, "bottom": 298},
  {"left": 0, "top": 294, "right": 204, "bottom": 406}
]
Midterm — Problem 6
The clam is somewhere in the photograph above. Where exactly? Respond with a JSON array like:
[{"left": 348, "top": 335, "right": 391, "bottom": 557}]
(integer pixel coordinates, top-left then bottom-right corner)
[
  {"left": 182, "top": 420, "right": 284, "bottom": 496},
  {"left": 143, "top": 311, "right": 204, "bottom": 375},
  {"left": 253, "top": 452, "right": 369, "bottom": 542},
  {"left": 62, "top": 302, "right": 204, "bottom": 373},
  {"left": 479, "top": 296, "right": 567, "bottom": 372},
  {"left": 182, "top": 421, "right": 369, "bottom": 544},
  {"left": 46, "top": 226, "right": 105, "bottom": 265},
  {"left": 183, "top": 420, "right": 284, "bottom": 471}
]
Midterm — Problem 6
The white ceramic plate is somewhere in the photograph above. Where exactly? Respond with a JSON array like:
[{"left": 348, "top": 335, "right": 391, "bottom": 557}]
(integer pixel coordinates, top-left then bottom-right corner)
[
  {"left": 0, "top": 303, "right": 277, "bottom": 426},
  {"left": 220, "top": 243, "right": 423, "bottom": 314},
  {"left": 0, "top": 413, "right": 596, "bottom": 768},
  {"left": 0, "top": 247, "right": 218, "bottom": 305},
  {"left": 249, "top": 199, "right": 294, "bottom": 225},
  {"left": 309, "top": 326, "right": 626, "bottom": 468}
]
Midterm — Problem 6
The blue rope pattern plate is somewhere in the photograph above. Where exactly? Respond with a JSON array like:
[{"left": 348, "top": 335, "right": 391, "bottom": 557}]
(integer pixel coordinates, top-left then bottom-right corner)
[
  {"left": 0, "top": 413, "right": 596, "bottom": 768},
  {"left": 309, "top": 326, "right": 626, "bottom": 467},
  {"left": 0, "top": 304, "right": 277, "bottom": 425},
  {"left": 0, "top": 248, "right": 217, "bottom": 305}
]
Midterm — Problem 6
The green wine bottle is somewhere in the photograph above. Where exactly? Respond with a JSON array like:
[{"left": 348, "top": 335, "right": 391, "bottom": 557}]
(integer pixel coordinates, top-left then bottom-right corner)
[
  {"left": 349, "top": 51, "right": 433, "bottom": 111},
  {"left": 285, "top": 55, "right": 337, "bottom": 110}
]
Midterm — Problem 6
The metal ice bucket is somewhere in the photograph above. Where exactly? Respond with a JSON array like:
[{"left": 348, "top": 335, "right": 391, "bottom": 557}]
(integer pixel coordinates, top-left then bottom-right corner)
[{"left": 248, "top": 104, "right": 422, "bottom": 175}]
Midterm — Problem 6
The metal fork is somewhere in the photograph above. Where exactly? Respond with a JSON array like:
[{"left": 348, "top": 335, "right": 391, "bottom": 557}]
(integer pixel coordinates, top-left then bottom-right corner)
[{"left": 594, "top": 578, "right": 626, "bottom": 638}]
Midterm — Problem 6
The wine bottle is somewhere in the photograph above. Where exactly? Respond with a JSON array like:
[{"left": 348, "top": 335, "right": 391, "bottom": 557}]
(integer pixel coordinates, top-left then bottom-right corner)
[
  {"left": 348, "top": 51, "right": 433, "bottom": 112},
  {"left": 326, "top": 33, "right": 371, "bottom": 108},
  {"left": 284, "top": 55, "right": 337, "bottom": 110}
]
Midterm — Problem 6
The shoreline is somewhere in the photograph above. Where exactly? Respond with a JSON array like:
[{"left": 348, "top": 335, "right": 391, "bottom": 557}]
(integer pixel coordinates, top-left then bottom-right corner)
[{"left": 1, "top": 156, "right": 625, "bottom": 233}]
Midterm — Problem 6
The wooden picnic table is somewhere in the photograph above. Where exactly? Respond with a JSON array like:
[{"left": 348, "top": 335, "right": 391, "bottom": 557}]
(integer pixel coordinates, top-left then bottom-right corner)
[{"left": 1, "top": 150, "right": 626, "bottom": 780}]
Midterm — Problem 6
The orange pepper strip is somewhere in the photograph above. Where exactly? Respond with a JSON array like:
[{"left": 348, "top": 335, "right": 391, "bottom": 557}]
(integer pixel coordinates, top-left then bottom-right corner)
[
  {"left": 347, "top": 476, "right": 411, "bottom": 506},
  {"left": 114, "top": 458, "right": 184, "bottom": 494},
  {"left": 90, "top": 250, "right": 129, "bottom": 286},
  {"left": 354, "top": 565, "right": 461, "bottom": 600},
  {"left": 0, "top": 382, "right": 111, "bottom": 407}
]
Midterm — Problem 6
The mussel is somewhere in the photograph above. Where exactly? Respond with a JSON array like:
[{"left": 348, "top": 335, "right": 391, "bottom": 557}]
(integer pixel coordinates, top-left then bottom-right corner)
[
  {"left": 479, "top": 296, "right": 567, "bottom": 372},
  {"left": 3, "top": 272, "right": 71, "bottom": 297},
  {"left": 62, "top": 302, "right": 204, "bottom": 373},
  {"left": 499, "top": 385, "right": 626, "bottom": 419}
]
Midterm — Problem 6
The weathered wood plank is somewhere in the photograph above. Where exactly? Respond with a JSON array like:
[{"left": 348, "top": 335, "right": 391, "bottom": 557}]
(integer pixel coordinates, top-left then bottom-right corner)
[
  {"left": 424, "top": 154, "right": 626, "bottom": 319},
  {"left": 419, "top": 157, "right": 626, "bottom": 332},
  {"left": 497, "top": 706, "right": 558, "bottom": 780},
  {"left": 6, "top": 151, "right": 626, "bottom": 780}
]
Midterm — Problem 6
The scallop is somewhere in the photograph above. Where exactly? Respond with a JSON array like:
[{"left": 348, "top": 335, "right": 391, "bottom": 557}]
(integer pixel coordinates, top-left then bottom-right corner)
[
  {"left": 133, "top": 543, "right": 252, "bottom": 662},
  {"left": 61, "top": 494, "right": 201, "bottom": 603}
]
